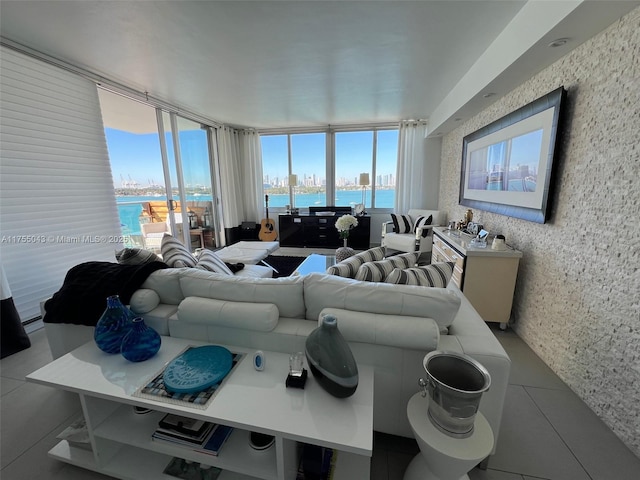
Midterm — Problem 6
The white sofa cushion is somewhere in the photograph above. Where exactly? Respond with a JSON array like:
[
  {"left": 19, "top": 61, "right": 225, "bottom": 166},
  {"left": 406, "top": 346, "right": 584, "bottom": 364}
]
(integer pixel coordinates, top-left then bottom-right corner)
[
  {"left": 178, "top": 297, "right": 279, "bottom": 332},
  {"left": 141, "top": 268, "right": 187, "bottom": 305},
  {"left": 319, "top": 307, "right": 440, "bottom": 351},
  {"left": 178, "top": 268, "right": 306, "bottom": 318},
  {"left": 233, "top": 264, "right": 274, "bottom": 278},
  {"left": 303, "top": 272, "right": 461, "bottom": 331}
]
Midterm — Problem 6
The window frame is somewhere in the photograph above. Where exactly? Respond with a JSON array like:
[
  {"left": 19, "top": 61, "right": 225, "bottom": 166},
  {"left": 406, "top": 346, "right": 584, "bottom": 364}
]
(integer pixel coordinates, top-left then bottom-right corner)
[{"left": 260, "top": 125, "right": 398, "bottom": 211}]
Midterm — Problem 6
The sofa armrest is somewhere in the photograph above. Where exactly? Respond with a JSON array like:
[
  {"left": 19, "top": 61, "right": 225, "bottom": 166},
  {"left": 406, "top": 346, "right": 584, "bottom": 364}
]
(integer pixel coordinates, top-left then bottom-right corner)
[
  {"left": 130, "top": 288, "right": 160, "bottom": 314},
  {"left": 320, "top": 307, "right": 440, "bottom": 351},
  {"left": 414, "top": 224, "right": 435, "bottom": 240}
]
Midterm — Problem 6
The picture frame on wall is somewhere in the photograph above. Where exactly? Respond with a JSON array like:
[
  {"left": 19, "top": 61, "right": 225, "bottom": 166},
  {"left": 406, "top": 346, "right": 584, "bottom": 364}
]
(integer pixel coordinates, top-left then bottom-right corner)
[{"left": 459, "top": 86, "right": 567, "bottom": 223}]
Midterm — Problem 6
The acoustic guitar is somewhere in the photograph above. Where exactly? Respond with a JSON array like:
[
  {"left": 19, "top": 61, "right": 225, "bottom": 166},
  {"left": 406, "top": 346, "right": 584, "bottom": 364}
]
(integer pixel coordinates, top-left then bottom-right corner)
[{"left": 259, "top": 194, "right": 277, "bottom": 241}]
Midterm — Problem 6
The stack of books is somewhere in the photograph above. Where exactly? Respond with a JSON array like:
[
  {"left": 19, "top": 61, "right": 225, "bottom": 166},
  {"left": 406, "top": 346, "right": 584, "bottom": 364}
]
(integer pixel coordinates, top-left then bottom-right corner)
[{"left": 152, "top": 413, "right": 233, "bottom": 456}]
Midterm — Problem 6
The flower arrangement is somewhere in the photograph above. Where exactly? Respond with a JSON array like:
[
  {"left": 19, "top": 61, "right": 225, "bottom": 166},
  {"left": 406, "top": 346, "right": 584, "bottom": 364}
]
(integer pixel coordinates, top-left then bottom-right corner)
[{"left": 335, "top": 214, "right": 358, "bottom": 239}]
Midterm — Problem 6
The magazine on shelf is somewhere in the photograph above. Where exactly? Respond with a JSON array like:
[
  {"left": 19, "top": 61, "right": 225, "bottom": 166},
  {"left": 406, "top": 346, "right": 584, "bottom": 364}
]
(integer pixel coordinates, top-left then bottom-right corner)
[
  {"left": 194, "top": 425, "right": 234, "bottom": 456},
  {"left": 153, "top": 420, "right": 234, "bottom": 456},
  {"left": 152, "top": 423, "right": 216, "bottom": 447},
  {"left": 159, "top": 413, "right": 211, "bottom": 437}
]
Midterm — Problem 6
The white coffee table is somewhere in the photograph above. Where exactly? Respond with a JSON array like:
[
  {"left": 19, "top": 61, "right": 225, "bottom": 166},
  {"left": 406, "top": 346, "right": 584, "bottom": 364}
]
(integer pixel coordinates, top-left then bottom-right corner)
[{"left": 27, "top": 336, "right": 373, "bottom": 480}]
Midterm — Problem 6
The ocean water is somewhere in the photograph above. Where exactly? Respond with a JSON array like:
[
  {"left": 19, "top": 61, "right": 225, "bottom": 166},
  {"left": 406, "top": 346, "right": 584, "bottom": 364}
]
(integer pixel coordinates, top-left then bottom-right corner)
[{"left": 117, "top": 190, "right": 394, "bottom": 235}]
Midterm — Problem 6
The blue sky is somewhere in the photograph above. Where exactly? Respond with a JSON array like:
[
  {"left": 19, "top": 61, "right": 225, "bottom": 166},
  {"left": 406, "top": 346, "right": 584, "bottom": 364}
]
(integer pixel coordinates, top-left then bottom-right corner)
[
  {"left": 105, "top": 128, "right": 165, "bottom": 187},
  {"left": 261, "top": 130, "right": 398, "bottom": 184},
  {"left": 106, "top": 128, "right": 399, "bottom": 189}
]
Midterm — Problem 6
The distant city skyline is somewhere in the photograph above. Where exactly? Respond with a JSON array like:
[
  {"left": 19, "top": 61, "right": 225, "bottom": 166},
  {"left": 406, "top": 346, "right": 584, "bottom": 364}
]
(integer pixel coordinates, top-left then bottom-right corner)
[
  {"left": 263, "top": 172, "right": 395, "bottom": 188},
  {"left": 261, "top": 130, "right": 398, "bottom": 190}
]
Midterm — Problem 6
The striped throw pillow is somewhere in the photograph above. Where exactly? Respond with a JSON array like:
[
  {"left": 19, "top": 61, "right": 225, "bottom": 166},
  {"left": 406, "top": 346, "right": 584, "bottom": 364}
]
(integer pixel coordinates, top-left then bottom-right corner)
[
  {"left": 390, "top": 213, "right": 412, "bottom": 234},
  {"left": 354, "top": 252, "right": 419, "bottom": 282},
  {"left": 160, "top": 234, "right": 197, "bottom": 268},
  {"left": 115, "top": 248, "right": 162, "bottom": 265},
  {"left": 413, "top": 214, "right": 433, "bottom": 238},
  {"left": 195, "top": 249, "right": 234, "bottom": 275},
  {"left": 384, "top": 262, "right": 454, "bottom": 288},
  {"left": 326, "top": 246, "right": 386, "bottom": 278}
]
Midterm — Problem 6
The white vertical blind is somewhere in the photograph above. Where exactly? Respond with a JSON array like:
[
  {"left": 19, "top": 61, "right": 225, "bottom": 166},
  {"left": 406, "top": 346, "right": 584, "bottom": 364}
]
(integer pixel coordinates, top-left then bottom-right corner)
[{"left": 0, "top": 46, "right": 122, "bottom": 321}]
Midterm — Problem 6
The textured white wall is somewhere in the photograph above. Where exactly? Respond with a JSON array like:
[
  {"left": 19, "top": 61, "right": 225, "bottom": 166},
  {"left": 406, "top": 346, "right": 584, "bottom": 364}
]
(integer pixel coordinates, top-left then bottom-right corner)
[{"left": 438, "top": 8, "right": 640, "bottom": 456}]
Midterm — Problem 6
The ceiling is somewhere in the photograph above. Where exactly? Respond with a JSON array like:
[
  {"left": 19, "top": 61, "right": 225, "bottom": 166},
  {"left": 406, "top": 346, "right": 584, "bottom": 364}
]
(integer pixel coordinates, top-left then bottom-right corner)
[{"left": 1, "top": 1, "right": 638, "bottom": 135}]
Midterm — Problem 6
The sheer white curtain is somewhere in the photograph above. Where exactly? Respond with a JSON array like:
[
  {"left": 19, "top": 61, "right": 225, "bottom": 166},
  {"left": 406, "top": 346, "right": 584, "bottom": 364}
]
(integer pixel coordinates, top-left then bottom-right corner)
[
  {"left": 216, "top": 128, "right": 264, "bottom": 240},
  {"left": 238, "top": 131, "right": 263, "bottom": 223},
  {"left": 216, "top": 127, "right": 244, "bottom": 232},
  {"left": 395, "top": 121, "right": 428, "bottom": 212}
]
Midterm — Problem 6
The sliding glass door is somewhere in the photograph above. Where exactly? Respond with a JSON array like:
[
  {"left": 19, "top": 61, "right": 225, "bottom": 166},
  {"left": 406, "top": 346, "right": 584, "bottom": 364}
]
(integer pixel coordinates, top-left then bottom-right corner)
[{"left": 170, "top": 114, "right": 216, "bottom": 250}]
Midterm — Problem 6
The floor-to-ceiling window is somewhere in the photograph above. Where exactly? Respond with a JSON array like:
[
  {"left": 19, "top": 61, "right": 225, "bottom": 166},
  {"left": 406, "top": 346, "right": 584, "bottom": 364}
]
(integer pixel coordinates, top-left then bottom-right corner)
[
  {"left": 99, "top": 89, "right": 218, "bottom": 252},
  {"left": 261, "top": 127, "right": 398, "bottom": 210}
]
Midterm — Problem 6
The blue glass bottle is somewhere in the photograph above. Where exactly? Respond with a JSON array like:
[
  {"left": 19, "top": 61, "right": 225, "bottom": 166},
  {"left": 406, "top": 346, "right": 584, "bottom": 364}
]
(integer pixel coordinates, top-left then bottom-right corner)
[
  {"left": 94, "top": 295, "right": 134, "bottom": 354},
  {"left": 120, "top": 317, "right": 161, "bottom": 362}
]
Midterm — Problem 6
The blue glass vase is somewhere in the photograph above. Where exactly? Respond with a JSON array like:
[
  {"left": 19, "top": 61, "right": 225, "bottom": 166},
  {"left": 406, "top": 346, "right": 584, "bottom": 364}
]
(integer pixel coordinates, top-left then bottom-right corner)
[
  {"left": 120, "top": 317, "right": 161, "bottom": 362},
  {"left": 94, "top": 295, "right": 134, "bottom": 354},
  {"left": 305, "top": 314, "right": 358, "bottom": 398}
]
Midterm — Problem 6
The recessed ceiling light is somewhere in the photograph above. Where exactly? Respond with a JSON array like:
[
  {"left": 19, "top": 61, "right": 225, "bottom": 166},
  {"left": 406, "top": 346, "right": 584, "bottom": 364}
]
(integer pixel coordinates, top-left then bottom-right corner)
[
  {"left": 483, "top": 92, "right": 496, "bottom": 98},
  {"left": 454, "top": 118, "right": 462, "bottom": 122},
  {"left": 548, "top": 38, "right": 569, "bottom": 48}
]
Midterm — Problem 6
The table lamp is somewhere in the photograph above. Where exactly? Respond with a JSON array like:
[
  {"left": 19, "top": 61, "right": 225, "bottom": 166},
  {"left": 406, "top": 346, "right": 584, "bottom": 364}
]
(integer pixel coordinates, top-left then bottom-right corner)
[{"left": 359, "top": 173, "right": 370, "bottom": 207}]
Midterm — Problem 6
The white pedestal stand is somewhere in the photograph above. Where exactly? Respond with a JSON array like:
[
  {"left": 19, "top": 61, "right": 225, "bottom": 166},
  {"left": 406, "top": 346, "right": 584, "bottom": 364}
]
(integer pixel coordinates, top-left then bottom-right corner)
[{"left": 404, "top": 393, "right": 494, "bottom": 480}]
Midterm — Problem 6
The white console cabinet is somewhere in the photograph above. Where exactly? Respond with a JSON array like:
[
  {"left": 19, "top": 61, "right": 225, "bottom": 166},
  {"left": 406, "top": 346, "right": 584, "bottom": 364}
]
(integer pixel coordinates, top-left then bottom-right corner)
[{"left": 432, "top": 227, "right": 522, "bottom": 326}]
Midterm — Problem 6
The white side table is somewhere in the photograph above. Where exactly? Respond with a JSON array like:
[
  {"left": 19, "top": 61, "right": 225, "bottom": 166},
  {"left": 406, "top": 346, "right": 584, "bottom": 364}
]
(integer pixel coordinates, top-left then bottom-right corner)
[{"left": 404, "top": 393, "right": 494, "bottom": 480}]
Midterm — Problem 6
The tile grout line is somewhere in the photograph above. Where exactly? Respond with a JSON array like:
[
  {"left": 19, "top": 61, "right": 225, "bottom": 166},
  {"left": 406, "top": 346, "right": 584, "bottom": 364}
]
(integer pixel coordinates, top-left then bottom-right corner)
[{"left": 521, "top": 385, "right": 595, "bottom": 480}]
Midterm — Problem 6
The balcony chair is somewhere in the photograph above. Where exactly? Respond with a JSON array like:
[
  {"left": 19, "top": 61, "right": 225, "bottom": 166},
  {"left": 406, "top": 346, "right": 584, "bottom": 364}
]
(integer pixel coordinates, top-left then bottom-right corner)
[
  {"left": 141, "top": 222, "right": 171, "bottom": 252},
  {"left": 381, "top": 209, "right": 444, "bottom": 262}
]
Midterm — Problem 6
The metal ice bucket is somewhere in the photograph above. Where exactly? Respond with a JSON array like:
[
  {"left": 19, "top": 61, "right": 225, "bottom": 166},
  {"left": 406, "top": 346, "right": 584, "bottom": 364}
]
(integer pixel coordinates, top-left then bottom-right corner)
[{"left": 419, "top": 351, "right": 491, "bottom": 438}]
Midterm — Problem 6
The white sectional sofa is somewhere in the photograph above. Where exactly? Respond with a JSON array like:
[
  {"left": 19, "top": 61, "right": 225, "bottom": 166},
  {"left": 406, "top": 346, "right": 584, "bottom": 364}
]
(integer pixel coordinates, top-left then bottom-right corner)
[{"left": 43, "top": 266, "right": 510, "bottom": 460}]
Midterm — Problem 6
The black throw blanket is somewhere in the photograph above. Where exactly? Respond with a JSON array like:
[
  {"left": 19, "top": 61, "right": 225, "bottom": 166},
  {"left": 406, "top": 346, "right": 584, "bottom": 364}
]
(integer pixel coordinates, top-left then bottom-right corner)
[{"left": 43, "top": 261, "right": 168, "bottom": 326}]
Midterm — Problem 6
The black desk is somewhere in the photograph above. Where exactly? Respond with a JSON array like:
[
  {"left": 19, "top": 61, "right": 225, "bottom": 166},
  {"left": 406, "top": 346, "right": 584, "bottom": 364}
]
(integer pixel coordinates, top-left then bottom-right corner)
[{"left": 279, "top": 214, "right": 370, "bottom": 249}]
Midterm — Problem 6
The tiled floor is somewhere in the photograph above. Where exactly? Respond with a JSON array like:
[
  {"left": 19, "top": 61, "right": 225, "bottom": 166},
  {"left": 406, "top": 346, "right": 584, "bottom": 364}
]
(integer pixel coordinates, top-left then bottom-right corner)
[{"left": 2, "top": 327, "right": 639, "bottom": 480}]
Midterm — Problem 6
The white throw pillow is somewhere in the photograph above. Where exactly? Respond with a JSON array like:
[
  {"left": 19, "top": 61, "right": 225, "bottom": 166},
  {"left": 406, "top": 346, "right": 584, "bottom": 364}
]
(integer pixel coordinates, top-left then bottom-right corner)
[
  {"left": 354, "top": 253, "right": 419, "bottom": 282},
  {"left": 160, "top": 234, "right": 197, "bottom": 268},
  {"left": 384, "top": 262, "right": 454, "bottom": 288}
]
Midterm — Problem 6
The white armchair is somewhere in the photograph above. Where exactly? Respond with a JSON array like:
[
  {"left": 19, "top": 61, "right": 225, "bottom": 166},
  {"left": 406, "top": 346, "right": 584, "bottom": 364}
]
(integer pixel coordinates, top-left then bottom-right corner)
[
  {"left": 381, "top": 209, "right": 444, "bottom": 259},
  {"left": 141, "top": 222, "right": 171, "bottom": 252}
]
